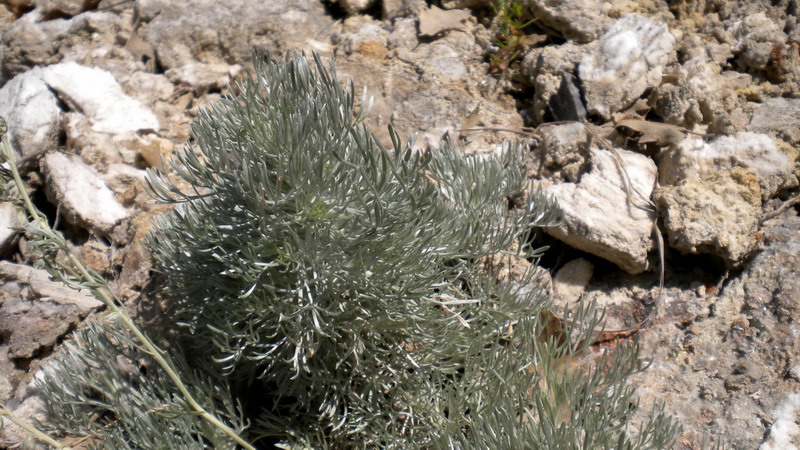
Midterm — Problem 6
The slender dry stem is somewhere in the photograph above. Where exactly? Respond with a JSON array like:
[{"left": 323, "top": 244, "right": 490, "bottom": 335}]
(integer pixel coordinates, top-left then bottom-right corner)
[{"left": 0, "top": 125, "right": 254, "bottom": 450}]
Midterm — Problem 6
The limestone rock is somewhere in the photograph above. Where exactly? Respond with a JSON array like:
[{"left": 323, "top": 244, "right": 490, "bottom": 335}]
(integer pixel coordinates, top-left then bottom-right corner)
[
  {"left": 729, "top": 12, "right": 786, "bottom": 73},
  {"left": 748, "top": 98, "right": 800, "bottom": 145},
  {"left": 35, "top": 0, "right": 87, "bottom": 17},
  {"left": 0, "top": 11, "right": 125, "bottom": 84},
  {"left": 333, "top": 15, "right": 391, "bottom": 56},
  {"left": 528, "top": 122, "right": 590, "bottom": 183},
  {"left": 41, "top": 61, "right": 159, "bottom": 134},
  {"left": 387, "top": 17, "right": 418, "bottom": 50},
  {"left": 0, "top": 67, "right": 62, "bottom": 166},
  {"left": 141, "top": 0, "right": 334, "bottom": 71},
  {"left": 0, "top": 3, "right": 17, "bottom": 35},
  {"left": 655, "top": 169, "right": 761, "bottom": 264},
  {"left": 655, "top": 131, "right": 795, "bottom": 265},
  {"left": 552, "top": 258, "right": 594, "bottom": 309},
  {"left": 41, "top": 152, "right": 129, "bottom": 235},
  {"left": 0, "top": 260, "right": 101, "bottom": 433},
  {"left": 631, "top": 212, "right": 800, "bottom": 448},
  {"left": 523, "top": 0, "right": 611, "bottom": 43},
  {"left": 0, "top": 261, "right": 101, "bottom": 313},
  {"left": 337, "top": 29, "right": 522, "bottom": 154},
  {"left": 0, "top": 12, "right": 69, "bottom": 82},
  {"left": 545, "top": 147, "right": 657, "bottom": 274},
  {"left": 164, "top": 62, "right": 242, "bottom": 94},
  {"left": 659, "top": 132, "right": 795, "bottom": 200},
  {"left": 579, "top": 14, "right": 674, "bottom": 119},
  {"left": 522, "top": 42, "right": 588, "bottom": 123},
  {"left": 382, "top": 0, "right": 424, "bottom": 19}
]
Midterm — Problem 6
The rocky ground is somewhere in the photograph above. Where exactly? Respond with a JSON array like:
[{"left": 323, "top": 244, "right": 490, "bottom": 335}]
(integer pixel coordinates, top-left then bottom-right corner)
[{"left": 0, "top": 0, "right": 798, "bottom": 448}]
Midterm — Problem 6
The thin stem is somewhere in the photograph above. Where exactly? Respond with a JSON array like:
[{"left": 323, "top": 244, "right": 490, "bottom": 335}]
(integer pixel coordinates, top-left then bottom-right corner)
[
  {"left": 0, "top": 129, "right": 255, "bottom": 449},
  {"left": 0, "top": 407, "right": 68, "bottom": 449}
]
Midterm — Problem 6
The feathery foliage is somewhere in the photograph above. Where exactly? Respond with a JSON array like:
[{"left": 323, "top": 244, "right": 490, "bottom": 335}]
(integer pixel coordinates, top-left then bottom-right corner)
[
  {"left": 37, "top": 321, "right": 247, "bottom": 449},
  {"left": 142, "top": 52, "right": 678, "bottom": 447},
  {"left": 3, "top": 52, "right": 679, "bottom": 448}
]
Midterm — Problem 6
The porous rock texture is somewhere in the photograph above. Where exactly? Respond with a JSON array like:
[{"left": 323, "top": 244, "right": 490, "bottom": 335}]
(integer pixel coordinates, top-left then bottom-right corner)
[
  {"left": 0, "top": 0, "right": 798, "bottom": 448},
  {"left": 578, "top": 14, "right": 674, "bottom": 119},
  {"left": 546, "top": 146, "right": 657, "bottom": 275},
  {"left": 656, "top": 132, "right": 797, "bottom": 265},
  {"left": 523, "top": 0, "right": 610, "bottom": 43}
]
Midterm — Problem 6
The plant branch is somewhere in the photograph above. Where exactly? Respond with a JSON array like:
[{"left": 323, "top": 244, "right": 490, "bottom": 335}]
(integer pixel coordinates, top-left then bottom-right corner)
[
  {"left": 0, "top": 120, "right": 254, "bottom": 450},
  {"left": 0, "top": 407, "right": 68, "bottom": 449}
]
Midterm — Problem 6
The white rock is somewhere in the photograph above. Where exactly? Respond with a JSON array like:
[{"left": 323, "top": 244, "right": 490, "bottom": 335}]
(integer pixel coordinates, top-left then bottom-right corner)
[
  {"left": 579, "top": 14, "right": 674, "bottom": 119},
  {"left": 40, "top": 62, "right": 159, "bottom": 134},
  {"left": 0, "top": 261, "right": 102, "bottom": 312},
  {"left": 0, "top": 203, "right": 19, "bottom": 255},
  {"left": 546, "top": 147, "right": 657, "bottom": 274},
  {"left": 659, "top": 132, "right": 793, "bottom": 199},
  {"left": 338, "top": 0, "right": 375, "bottom": 14},
  {"left": 41, "top": 152, "right": 129, "bottom": 235},
  {"left": 0, "top": 67, "right": 62, "bottom": 162},
  {"left": 760, "top": 393, "right": 800, "bottom": 450}
]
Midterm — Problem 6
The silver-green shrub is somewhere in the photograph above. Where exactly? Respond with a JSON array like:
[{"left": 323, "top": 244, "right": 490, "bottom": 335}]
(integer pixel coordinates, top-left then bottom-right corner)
[{"left": 35, "top": 52, "right": 679, "bottom": 448}]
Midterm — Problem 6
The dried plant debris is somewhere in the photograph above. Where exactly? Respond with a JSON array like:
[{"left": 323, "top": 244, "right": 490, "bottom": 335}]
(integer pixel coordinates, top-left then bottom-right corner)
[
  {"left": 418, "top": 5, "right": 471, "bottom": 37},
  {"left": 615, "top": 119, "right": 690, "bottom": 147}
]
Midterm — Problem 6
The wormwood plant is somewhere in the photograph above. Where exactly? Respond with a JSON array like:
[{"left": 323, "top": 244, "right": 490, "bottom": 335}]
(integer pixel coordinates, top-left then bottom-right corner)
[{"left": 2, "top": 52, "right": 678, "bottom": 448}]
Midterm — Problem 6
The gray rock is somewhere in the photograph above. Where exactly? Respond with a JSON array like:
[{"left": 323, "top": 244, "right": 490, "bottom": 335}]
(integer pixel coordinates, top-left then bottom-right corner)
[
  {"left": 552, "top": 258, "right": 594, "bottom": 308},
  {"left": 522, "top": 42, "right": 588, "bottom": 123},
  {"left": 333, "top": 15, "right": 390, "bottom": 55},
  {"left": 0, "top": 260, "right": 102, "bottom": 445},
  {"left": 651, "top": 57, "right": 728, "bottom": 127},
  {"left": 387, "top": 17, "right": 418, "bottom": 50},
  {"left": 164, "top": 62, "right": 242, "bottom": 94},
  {"left": 0, "top": 67, "right": 63, "bottom": 166},
  {"left": 652, "top": 81, "right": 697, "bottom": 125},
  {"left": 0, "top": 261, "right": 102, "bottom": 313},
  {"left": 0, "top": 11, "right": 125, "bottom": 84},
  {"left": 545, "top": 147, "right": 657, "bottom": 274},
  {"left": 523, "top": 0, "right": 611, "bottom": 43},
  {"left": 549, "top": 71, "right": 587, "bottom": 122},
  {"left": 631, "top": 212, "right": 800, "bottom": 448},
  {"left": 748, "top": 97, "right": 800, "bottom": 145},
  {"left": 579, "top": 14, "right": 674, "bottom": 119},
  {"left": 41, "top": 152, "right": 129, "bottom": 235},
  {"left": 0, "top": 392, "right": 47, "bottom": 448},
  {"left": 337, "top": 29, "right": 522, "bottom": 155},
  {"left": 729, "top": 12, "right": 786, "bottom": 73},
  {"left": 0, "top": 12, "right": 69, "bottom": 82},
  {"left": 528, "top": 122, "right": 590, "bottom": 183},
  {"left": 141, "top": 0, "right": 334, "bottom": 71},
  {"left": 35, "top": 0, "right": 86, "bottom": 17},
  {"left": 382, "top": 0, "right": 424, "bottom": 19}
]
